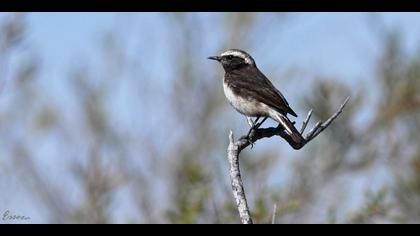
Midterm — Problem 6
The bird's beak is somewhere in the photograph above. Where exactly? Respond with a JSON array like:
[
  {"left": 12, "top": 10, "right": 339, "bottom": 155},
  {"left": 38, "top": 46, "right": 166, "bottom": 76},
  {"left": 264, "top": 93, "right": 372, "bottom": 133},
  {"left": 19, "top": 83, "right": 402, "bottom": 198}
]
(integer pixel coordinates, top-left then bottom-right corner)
[{"left": 207, "top": 56, "right": 221, "bottom": 61}]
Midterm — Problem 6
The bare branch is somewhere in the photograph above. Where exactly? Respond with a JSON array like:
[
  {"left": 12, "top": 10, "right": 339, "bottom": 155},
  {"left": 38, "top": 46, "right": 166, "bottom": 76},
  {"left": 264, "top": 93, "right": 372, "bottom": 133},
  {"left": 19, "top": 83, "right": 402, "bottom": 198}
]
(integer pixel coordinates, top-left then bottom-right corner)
[
  {"left": 243, "top": 96, "right": 350, "bottom": 150},
  {"left": 300, "top": 109, "right": 313, "bottom": 134},
  {"left": 305, "top": 121, "right": 322, "bottom": 140},
  {"left": 227, "top": 131, "right": 253, "bottom": 224},
  {"left": 305, "top": 96, "right": 350, "bottom": 142},
  {"left": 271, "top": 204, "right": 277, "bottom": 224},
  {"left": 226, "top": 97, "right": 350, "bottom": 224}
]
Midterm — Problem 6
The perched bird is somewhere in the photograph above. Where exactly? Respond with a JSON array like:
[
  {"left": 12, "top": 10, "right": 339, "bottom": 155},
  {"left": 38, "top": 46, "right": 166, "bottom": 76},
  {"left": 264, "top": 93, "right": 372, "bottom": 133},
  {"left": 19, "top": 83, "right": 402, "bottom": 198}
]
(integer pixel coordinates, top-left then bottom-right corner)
[{"left": 208, "top": 49, "right": 303, "bottom": 143}]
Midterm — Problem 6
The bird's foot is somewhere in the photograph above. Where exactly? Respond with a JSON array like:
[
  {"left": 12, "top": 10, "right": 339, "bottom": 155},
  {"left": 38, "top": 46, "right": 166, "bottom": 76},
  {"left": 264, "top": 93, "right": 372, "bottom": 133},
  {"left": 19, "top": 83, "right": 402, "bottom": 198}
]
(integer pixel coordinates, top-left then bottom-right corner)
[
  {"left": 246, "top": 133, "right": 256, "bottom": 149},
  {"left": 245, "top": 117, "right": 268, "bottom": 149}
]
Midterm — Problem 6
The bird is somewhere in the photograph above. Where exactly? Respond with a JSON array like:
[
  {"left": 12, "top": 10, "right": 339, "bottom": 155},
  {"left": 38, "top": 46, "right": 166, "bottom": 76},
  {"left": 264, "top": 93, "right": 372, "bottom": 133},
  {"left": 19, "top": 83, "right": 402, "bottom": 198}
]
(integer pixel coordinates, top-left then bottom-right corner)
[{"left": 208, "top": 49, "right": 303, "bottom": 143}]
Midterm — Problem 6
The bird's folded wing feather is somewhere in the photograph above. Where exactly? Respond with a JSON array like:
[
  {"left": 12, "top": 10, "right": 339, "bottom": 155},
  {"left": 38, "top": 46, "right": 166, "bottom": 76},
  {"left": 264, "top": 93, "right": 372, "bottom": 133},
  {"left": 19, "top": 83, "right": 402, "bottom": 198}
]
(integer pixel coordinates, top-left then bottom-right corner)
[{"left": 226, "top": 69, "right": 298, "bottom": 117}]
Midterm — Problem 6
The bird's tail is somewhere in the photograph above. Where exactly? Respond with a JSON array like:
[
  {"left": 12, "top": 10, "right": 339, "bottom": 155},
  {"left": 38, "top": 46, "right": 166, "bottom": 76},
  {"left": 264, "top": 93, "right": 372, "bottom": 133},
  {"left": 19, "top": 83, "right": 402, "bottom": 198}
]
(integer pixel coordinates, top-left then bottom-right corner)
[{"left": 273, "top": 112, "right": 303, "bottom": 143}]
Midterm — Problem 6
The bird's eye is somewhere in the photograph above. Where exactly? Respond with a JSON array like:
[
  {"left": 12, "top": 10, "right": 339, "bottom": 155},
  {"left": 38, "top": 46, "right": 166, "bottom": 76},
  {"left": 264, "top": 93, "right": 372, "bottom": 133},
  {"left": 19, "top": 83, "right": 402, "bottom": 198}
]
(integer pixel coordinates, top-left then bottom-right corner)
[{"left": 226, "top": 55, "right": 233, "bottom": 60}]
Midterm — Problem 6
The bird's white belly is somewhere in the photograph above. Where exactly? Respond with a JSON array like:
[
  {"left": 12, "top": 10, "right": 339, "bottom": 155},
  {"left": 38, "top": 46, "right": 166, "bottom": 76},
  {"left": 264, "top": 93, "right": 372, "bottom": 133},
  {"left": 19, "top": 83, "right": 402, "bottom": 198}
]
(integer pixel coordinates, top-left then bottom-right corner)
[{"left": 223, "top": 82, "right": 265, "bottom": 117}]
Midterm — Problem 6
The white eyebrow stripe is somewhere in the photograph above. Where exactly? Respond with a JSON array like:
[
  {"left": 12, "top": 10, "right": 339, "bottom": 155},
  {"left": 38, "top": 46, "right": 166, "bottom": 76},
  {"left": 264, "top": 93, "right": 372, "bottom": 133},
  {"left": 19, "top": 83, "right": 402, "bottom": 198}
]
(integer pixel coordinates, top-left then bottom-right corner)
[{"left": 221, "top": 50, "right": 254, "bottom": 65}]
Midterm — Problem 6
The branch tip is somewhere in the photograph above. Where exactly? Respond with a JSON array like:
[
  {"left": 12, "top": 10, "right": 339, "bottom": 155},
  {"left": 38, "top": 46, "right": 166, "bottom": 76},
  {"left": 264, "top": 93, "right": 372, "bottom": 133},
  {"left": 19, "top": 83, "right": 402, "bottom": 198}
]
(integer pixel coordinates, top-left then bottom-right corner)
[{"left": 229, "top": 130, "right": 234, "bottom": 143}]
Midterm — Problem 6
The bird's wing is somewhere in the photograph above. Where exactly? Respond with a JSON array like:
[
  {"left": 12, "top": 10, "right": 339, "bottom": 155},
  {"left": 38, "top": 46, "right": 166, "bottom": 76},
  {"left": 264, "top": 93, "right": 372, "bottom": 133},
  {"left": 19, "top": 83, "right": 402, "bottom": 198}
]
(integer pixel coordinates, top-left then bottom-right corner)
[
  {"left": 256, "top": 69, "right": 298, "bottom": 117},
  {"left": 227, "top": 68, "right": 298, "bottom": 117}
]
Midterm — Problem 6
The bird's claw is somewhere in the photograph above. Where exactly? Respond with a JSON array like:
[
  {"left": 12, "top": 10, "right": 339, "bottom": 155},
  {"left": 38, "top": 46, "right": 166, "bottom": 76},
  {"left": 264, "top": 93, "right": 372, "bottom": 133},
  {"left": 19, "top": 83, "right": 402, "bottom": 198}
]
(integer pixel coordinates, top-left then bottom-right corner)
[
  {"left": 244, "top": 116, "right": 268, "bottom": 149},
  {"left": 245, "top": 127, "right": 257, "bottom": 148},
  {"left": 246, "top": 135, "right": 255, "bottom": 149}
]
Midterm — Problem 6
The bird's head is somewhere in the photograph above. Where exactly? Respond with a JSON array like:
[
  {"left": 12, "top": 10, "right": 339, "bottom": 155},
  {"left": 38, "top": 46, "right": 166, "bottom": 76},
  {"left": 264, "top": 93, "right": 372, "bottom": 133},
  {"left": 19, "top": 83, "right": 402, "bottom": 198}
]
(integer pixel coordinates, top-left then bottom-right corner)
[{"left": 208, "top": 49, "right": 256, "bottom": 72}]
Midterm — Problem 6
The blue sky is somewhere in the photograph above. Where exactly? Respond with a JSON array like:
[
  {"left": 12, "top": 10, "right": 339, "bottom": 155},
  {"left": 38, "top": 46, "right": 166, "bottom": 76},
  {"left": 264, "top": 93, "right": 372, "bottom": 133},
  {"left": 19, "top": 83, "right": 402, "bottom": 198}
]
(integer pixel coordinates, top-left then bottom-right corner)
[
  {"left": 24, "top": 13, "right": 420, "bottom": 83},
  {"left": 23, "top": 13, "right": 420, "bottom": 127},
  {"left": 2, "top": 12, "right": 420, "bottom": 223}
]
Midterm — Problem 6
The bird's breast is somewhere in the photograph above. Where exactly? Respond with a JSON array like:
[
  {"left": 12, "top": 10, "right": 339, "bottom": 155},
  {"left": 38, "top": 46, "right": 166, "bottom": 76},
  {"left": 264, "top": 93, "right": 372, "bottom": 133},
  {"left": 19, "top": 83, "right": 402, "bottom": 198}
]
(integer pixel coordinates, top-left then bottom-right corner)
[{"left": 223, "top": 80, "right": 266, "bottom": 117}]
